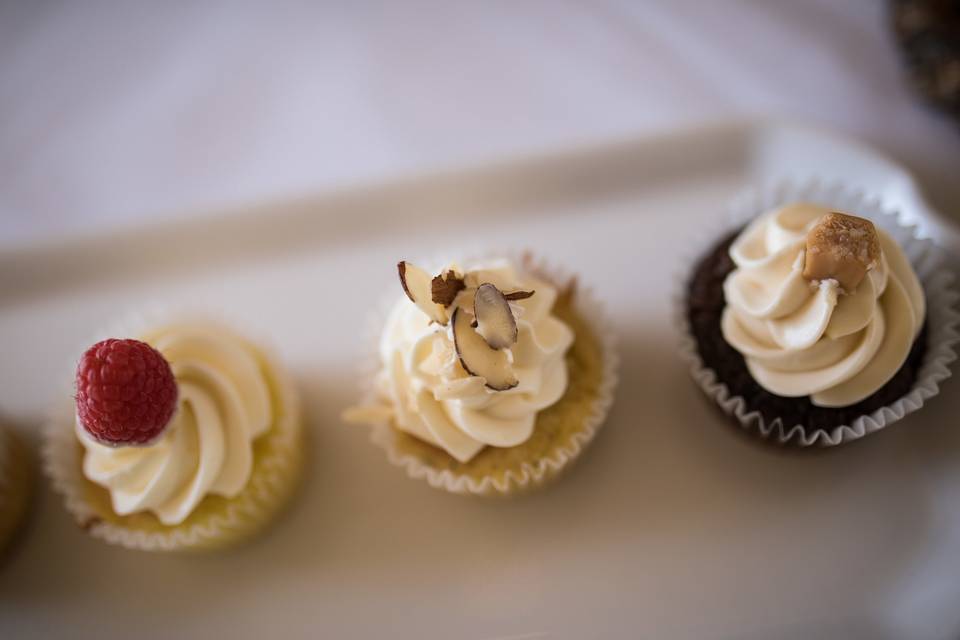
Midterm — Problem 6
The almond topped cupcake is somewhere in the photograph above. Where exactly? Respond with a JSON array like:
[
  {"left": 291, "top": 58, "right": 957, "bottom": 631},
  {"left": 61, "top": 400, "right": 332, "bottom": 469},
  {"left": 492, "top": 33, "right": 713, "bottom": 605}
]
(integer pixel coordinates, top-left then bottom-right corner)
[
  {"left": 682, "top": 187, "right": 959, "bottom": 446},
  {"left": 345, "top": 256, "right": 618, "bottom": 495},
  {"left": 44, "top": 320, "right": 303, "bottom": 551}
]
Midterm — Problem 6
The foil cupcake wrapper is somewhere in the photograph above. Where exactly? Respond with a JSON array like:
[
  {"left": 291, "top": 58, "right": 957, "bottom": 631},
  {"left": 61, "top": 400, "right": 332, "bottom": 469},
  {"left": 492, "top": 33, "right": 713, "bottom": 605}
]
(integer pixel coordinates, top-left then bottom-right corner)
[
  {"left": 358, "top": 252, "right": 619, "bottom": 495},
  {"left": 41, "top": 309, "right": 304, "bottom": 551},
  {"left": 675, "top": 181, "right": 960, "bottom": 447}
]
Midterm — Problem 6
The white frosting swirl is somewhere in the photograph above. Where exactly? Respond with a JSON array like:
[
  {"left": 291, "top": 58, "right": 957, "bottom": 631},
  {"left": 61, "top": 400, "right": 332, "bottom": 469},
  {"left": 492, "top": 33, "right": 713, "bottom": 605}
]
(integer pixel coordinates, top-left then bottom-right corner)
[
  {"left": 77, "top": 324, "right": 273, "bottom": 525},
  {"left": 721, "top": 203, "right": 926, "bottom": 407},
  {"left": 377, "top": 261, "right": 574, "bottom": 462}
]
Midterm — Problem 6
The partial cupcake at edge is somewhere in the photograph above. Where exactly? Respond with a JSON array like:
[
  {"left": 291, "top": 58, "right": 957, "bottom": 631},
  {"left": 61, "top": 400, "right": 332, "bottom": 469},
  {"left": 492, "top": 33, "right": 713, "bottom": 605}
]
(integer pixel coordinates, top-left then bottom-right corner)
[
  {"left": 0, "top": 422, "right": 32, "bottom": 553},
  {"left": 683, "top": 193, "right": 959, "bottom": 446},
  {"left": 43, "top": 319, "right": 304, "bottom": 551},
  {"left": 345, "top": 255, "right": 618, "bottom": 495}
]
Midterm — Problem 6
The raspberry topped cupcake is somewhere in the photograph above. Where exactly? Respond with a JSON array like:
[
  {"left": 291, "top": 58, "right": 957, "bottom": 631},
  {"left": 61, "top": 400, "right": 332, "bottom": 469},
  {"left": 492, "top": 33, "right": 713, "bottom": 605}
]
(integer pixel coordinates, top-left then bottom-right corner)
[
  {"left": 345, "top": 256, "right": 618, "bottom": 495},
  {"left": 682, "top": 187, "right": 959, "bottom": 446},
  {"left": 45, "top": 320, "right": 303, "bottom": 551}
]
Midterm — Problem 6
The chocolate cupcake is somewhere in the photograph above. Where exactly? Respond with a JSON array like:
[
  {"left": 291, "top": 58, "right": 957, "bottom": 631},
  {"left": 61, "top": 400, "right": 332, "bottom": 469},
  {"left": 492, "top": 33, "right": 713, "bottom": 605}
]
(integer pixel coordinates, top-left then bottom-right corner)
[{"left": 679, "top": 183, "right": 959, "bottom": 446}]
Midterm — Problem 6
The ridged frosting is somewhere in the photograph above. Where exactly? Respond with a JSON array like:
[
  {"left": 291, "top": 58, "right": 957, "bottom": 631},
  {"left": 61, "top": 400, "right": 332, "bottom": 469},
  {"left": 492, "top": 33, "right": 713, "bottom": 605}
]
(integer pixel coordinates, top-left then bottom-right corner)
[
  {"left": 721, "top": 203, "right": 925, "bottom": 407},
  {"left": 377, "top": 261, "right": 574, "bottom": 462},
  {"left": 77, "top": 324, "right": 272, "bottom": 525}
]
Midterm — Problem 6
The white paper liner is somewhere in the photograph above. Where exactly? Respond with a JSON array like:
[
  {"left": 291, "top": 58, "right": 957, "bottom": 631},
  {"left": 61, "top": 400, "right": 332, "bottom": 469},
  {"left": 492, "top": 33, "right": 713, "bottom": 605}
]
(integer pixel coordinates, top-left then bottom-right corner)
[
  {"left": 676, "top": 181, "right": 960, "bottom": 447},
  {"left": 41, "top": 309, "right": 304, "bottom": 551},
  {"left": 358, "top": 253, "right": 619, "bottom": 496}
]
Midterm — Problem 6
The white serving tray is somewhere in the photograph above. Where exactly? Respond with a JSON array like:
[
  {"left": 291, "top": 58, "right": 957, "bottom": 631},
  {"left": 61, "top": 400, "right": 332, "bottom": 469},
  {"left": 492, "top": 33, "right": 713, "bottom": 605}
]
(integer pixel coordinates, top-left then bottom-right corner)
[{"left": 1, "top": 121, "right": 958, "bottom": 640}]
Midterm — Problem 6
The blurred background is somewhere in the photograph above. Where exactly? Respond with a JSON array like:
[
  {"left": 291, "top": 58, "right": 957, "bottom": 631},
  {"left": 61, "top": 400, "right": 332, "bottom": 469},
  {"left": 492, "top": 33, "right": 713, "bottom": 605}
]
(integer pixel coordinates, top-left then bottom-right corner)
[
  {"left": 4, "top": 3, "right": 960, "bottom": 639},
  {"left": 1, "top": 0, "right": 958, "bottom": 250}
]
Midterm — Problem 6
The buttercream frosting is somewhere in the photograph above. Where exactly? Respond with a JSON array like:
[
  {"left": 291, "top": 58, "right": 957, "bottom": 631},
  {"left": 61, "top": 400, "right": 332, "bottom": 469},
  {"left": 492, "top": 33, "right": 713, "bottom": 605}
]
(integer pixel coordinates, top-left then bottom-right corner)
[
  {"left": 721, "top": 203, "right": 925, "bottom": 407},
  {"left": 77, "top": 324, "right": 273, "bottom": 525},
  {"left": 375, "top": 261, "right": 574, "bottom": 462}
]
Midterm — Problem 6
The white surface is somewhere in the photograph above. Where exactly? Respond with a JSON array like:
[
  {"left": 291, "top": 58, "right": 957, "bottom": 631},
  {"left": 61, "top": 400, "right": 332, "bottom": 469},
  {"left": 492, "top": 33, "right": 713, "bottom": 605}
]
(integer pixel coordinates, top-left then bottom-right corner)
[
  {"left": 1, "top": 122, "right": 959, "bottom": 640},
  {"left": 2, "top": 1, "right": 960, "bottom": 250}
]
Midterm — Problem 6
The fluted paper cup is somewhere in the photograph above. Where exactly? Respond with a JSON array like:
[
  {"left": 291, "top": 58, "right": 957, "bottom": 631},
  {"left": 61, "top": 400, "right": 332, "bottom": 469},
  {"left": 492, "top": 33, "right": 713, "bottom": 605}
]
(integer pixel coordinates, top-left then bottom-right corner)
[
  {"left": 42, "top": 310, "right": 304, "bottom": 552},
  {"left": 676, "top": 181, "right": 960, "bottom": 447},
  {"left": 350, "top": 253, "right": 619, "bottom": 496}
]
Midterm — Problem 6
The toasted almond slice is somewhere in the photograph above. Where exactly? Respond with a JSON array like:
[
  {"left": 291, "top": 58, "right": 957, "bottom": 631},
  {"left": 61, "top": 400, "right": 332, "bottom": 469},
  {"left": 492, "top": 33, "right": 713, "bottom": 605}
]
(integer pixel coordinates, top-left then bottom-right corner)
[
  {"left": 474, "top": 283, "right": 518, "bottom": 349},
  {"left": 431, "top": 270, "right": 466, "bottom": 306},
  {"left": 398, "top": 261, "right": 448, "bottom": 324},
  {"left": 451, "top": 307, "right": 518, "bottom": 391}
]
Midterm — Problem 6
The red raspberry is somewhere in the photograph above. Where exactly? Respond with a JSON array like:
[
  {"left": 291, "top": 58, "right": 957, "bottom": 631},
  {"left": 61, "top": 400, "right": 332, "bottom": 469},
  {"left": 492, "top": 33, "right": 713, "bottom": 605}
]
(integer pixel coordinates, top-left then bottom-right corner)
[{"left": 75, "top": 339, "right": 178, "bottom": 446}]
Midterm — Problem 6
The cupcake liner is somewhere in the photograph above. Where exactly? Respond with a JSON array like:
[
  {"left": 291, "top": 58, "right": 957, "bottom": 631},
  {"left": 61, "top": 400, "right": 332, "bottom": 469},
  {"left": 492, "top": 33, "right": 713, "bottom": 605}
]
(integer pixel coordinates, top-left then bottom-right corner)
[
  {"left": 358, "top": 253, "right": 619, "bottom": 496},
  {"left": 42, "top": 310, "right": 304, "bottom": 551},
  {"left": 676, "top": 180, "right": 960, "bottom": 447},
  {"left": 0, "top": 424, "right": 33, "bottom": 551}
]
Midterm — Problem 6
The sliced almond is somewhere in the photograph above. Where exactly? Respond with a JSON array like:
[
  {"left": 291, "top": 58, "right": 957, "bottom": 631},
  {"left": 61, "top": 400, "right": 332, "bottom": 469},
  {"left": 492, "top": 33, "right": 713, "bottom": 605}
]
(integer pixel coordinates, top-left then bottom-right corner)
[
  {"left": 504, "top": 290, "right": 535, "bottom": 301},
  {"left": 431, "top": 270, "right": 466, "bottom": 306},
  {"left": 398, "top": 261, "right": 448, "bottom": 324},
  {"left": 451, "top": 307, "right": 518, "bottom": 391},
  {"left": 474, "top": 283, "right": 518, "bottom": 350}
]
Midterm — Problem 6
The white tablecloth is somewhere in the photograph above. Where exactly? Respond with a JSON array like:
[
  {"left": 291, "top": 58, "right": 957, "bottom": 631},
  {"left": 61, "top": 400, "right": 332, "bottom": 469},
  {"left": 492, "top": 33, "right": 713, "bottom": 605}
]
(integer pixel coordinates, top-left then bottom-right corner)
[{"left": 2, "top": 0, "right": 958, "bottom": 249}]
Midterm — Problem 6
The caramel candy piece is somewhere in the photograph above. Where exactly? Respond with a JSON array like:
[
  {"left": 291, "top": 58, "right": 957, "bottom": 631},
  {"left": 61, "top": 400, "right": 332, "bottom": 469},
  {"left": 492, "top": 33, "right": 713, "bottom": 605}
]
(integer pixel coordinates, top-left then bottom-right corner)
[{"left": 802, "top": 212, "right": 881, "bottom": 291}]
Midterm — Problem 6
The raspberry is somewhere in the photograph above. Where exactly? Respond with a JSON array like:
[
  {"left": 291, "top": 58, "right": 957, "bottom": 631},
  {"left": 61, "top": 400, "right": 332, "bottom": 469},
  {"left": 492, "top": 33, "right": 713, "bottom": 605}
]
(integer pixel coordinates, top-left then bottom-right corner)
[{"left": 75, "top": 338, "right": 178, "bottom": 446}]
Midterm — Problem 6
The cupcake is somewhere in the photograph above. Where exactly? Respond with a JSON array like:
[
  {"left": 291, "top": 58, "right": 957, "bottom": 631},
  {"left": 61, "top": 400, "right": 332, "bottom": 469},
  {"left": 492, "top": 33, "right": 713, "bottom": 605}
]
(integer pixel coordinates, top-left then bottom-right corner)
[
  {"left": 344, "top": 255, "right": 617, "bottom": 495},
  {"left": 0, "top": 424, "right": 32, "bottom": 552},
  {"left": 682, "top": 187, "right": 959, "bottom": 446},
  {"left": 44, "top": 320, "right": 303, "bottom": 551}
]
